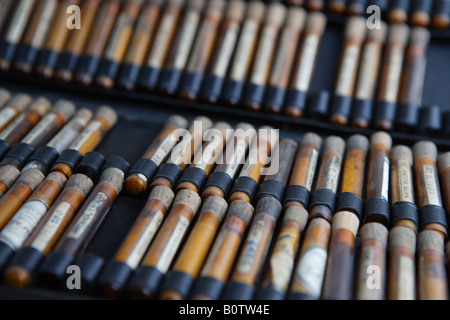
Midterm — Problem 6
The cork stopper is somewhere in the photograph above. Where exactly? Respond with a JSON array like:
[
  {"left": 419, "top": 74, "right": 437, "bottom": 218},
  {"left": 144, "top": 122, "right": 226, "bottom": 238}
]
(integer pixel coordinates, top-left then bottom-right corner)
[
  {"left": 322, "top": 136, "right": 345, "bottom": 156},
  {"left": 166, "top": 114, "right": 189, "bottom": 130},
  {"left": 7, "top": 93, "right": 32, "bottom": 112},
  {"left": 300, "top": 132, "right": 323, "bottom": 150},
  {"left": 29, "top": 97, "right": 52, "bottom": 116},
  {"left": 226, "top": 0, "right": 246, "bottom": 22},
  {"left": 344, "top": 16, "right": 367, "bottom": 41},
  {"left": 285, "top": 7, "right": 307, "bottom": 29},
  {"left": 246, "top": 1, "right": 266, "bottom": 22},
  {"left": 413, "top": 141, "right": 437, "bottom": 162},
  {"left": 265, "top": 2, "right": 287, "bottom": 27},
  {"left": 305, "top": 11, "right": 327, "bottom": 34},
  {"left": 438, "top": 152, "right": 450, "bottom": 172},
  {"left": 347, "top": 134, "right": 369, "bottom": 154},
  {"left": 187, "top": 0, "right": 205, "bottom": 11},
  {"left": 388, "top": 23, "right": 410, "bottom": 45},
  {"left": 228, "top": 199, "right": 254, "bottom": 225},
  {"left": 0, "top": 88, "right": 11, "bottom": 107},
  {"left": 72, "top": 108, "right": 94, "bottom": 126},
  {"left": 52, "top": 100, "right": 76, "bottom": 122},
  {"left": 370, "top": 131, "right": 392, "bottom": 150},
  {"left": 367, "top": 21, "right": 388, "bottom": 43},
  {"left": 95, "top": 105, "right": 118, "bottom": 129},
  {"left": 410, "top": 26, "right": 431, "bottom": 47},
  {"left": 390, "top": 145, "right": 413, "bottom": 165},
  {"left": 66, "top": 173, "right": 95, "bottom": 198}
]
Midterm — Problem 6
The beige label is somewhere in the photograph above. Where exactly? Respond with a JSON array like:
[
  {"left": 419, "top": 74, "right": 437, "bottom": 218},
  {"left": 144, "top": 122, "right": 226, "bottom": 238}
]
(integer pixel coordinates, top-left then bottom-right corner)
[
  {"left": 147, "top": 13, "right": 175, "bottom": 68},
  {"left": 30, "top": 201, "right": 72, "bottom": 252},
  {"left": 396, "top": 255, "right": 415, "bottom": 300},
  {"left": 336, "top": 45, "right": 360, "bottom": 96},
  {"left": 423, "top": 165, "right": 441, "bottom": 206},
  {"left": 67, "top": 192, "right": 108, "bottom": 239},
  {"left": 104, "top": 14, "right": 128, "bottom": 60},
  {"left": 200, "top": 228, "right": 227, "bottom": 276},
  {"left": 69, "top": 121, "right": 102, "bottom": 151},
  {"left": 212, "top": 22, "right": 239, "bottom": 78},
  {"left": 305, "top": 149, "right": 319, "bottom": 191},
  {"left": 224, "top": 141, "right": 247, "bottom": 178},
  {"left": 250, "top": 26, "right": 276, "bottom": 86},
  {"left": 295, "top": 246, "right": 327, "bottom": 298},
  {"left": 126, "top": 210, "right": 164, "bottom": 269},
  {"left": 355, "top": 42, "right": 378, "bottom": 100},
  {"left": 172, "top": 10, "right": 200, "bottom": 70},
  {"left": 230, "top": 20, "right": 257, "bottom": 81},
  {"left": 47, "top": 126, "right": 81, "bottom": 154},
  {"left": 31, "top": 0, "right": 58, "bottom": 48},
  {"left": 385, "top": 46, "right": 404, "bottom": 103},
  {"left": 294, "top": 36, "right": 319, "bottom": 91},
  {"left": 237, "top": 220, "right": 265, "bottom": 274},
  {"left": 151, "top": 134, "right": 179, "bottom": 166},
  {"left": 155, "top": 215, "right": 190, "bottom": 273},
  {"left": 269, "top": 233, "right": 295, "bottom": 292},
  {"left": 22, "top": 113, "right": 57, "bottom": 145},
  {"left": 6, "top": 0, "right": 35, "bottom": 44},
  {"left": 269, "top": 28, "right": 291, "bottom": 85},
  {"left": 0, "top": 107, "right": 18, "bottom": 129},
  {"left": 326, "top": 156, "right": 341, "bottom": 193},
  {"left": 381, "top": 156, "right": 390, "bottom": 202},
  {"left": 398, "top": 159, "right": 413, "bottom": 203},
  {"left": 0, "top": 199, "right": 48, "bottom": 250},
  {"left": 0, "top": 113, "right": 25, "bottom": 140}
]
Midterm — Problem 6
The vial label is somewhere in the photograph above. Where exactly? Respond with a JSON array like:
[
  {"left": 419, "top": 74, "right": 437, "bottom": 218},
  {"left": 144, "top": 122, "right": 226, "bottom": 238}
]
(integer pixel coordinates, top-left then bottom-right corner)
[
  {"left": 294, "top": 35, "right": 319, "bottom": 92},
  {"left": 294, "top": 245, "right": 327, "bottom": 298},
  {"left": 237, "top": 219, "right": 265, "bottom": 274}
]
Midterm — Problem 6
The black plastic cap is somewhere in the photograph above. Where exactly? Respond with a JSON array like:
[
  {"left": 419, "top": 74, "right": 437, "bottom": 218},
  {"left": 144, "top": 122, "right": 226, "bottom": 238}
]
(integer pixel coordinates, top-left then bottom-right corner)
[
  {"left": 0, "top": 40, "right": 17, "bottom": 62},
  {"left": 221, "top": 80, "right": 245, "bottom": 106},
  {"left": 28, "top": 145, "right": 60, "bottom": 170},
  {"left": 117, "top": 63, "right": 142, "bottom": 90},
  {"left": 308, "top": 91, "right": 330, "bottom": 120},
  {"left": 138, "top": 66, "right": 161, "bottom": 91},
  {"left": 4, "top": 142, "right": 35, "bottom": 166},
  {"left": 97, "top": 58, "right": 121, "bottom": 80},
  {"left": 200, "top": 74, "right": 225, "bottom": 104},
  {"left": 97, "top": 260, "right": 134, "bottom": 298},
  {"left": 254, "top": 286, "right": 285, "bottom": 300},
  {"left": 222, "top": 281, "right": 255, "bottom": 300},
  {"left": 0, "top": 241, "right": 14, "bottom": 269},
  {"left": 37, "top": 251, "right": 74, "bottom": 289},
  {"left": 14, "top": 43, "right": 39, "bottom": 67},
  {"left": 129, "top": 265, "right": 164, "bottom": 299},
  {"left": 76, "top": 55, "right": 101, "bottom": 77},
  {"left": 56, "top": 52, "right": 80, "bottom": 73},
  {"left": 37, "top": 48, "right": 60, "bottom": 69},
  {"left": 75, "top": 252, "right": 105, "bottom": 291},
  {"left": 397, "top": 102, "right": 419, "bottom": 130},
  {"left": 418, "top": 105, "right": 442, "bottom": 134},
  {"left": 55, "top": 149, "right": 83, "bottom": 171},
  {"left": 103, "top": 155, "right": 131, "bottom": 175},
  {"left": 285, "top": 89, "right": 308, "bottom": 114},
  {"left": 191, "top": 276, "right": 225, "bottom": 300},
  {"left": 158, "top": 69, "right": 183, "bottom": 95},
  {"left": 7, "top": 246, "right": 44, "bottom": 273},
  {"left": 0, "top": 139, "right": 10, "bottom": 159},
  {"left": 76, "top": 151, "right": 106, "bottom": 182},
  {"left": 179, "top": 72, "right": 205, "bottom": 99}
]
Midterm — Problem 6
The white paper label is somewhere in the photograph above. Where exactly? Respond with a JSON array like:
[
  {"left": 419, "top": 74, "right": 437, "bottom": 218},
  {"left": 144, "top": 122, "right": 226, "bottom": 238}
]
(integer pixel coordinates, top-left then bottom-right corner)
[
  {"left": 0, "top": 107, "right": 18, "bottom": 129},
  {"left": 0, "top": 113, "right": 25, "bottom": 140},
  {"left": 305, "top": 149, "right": 319, "bottom": 191},
  {"left": 126, "top": 210, "right": 164, "bottom": 269},
  {"left": 381, "top": 156, "right": 390, "bottom": 202},
  {"left": 398, "top": 159, "right": 413, "bottom": 203},
  {"left": 155, "top": 215, "right": 190, "bottom": 273},
  {"left": 104, "top": 14, "right": 128, "bottom": 59},
  {"left": 66, "top": 192, "right": 108, "bottom": 239},
  {"left": 250, "top": 27, "right": 276, "bottom": 86},
  {"left": 6, "top": 0, "right": 35, "bottom": 44},
  {"left": 326, "top": 156, "right": 341, "bottom": 193},
  {"left": 423, "top": 165, "right": 441, "bottom": 206},
  {"left": 397, "top": 255, "right": 415, "bottom": 300},
  {"left": 269, "top": 233, "right": 295, "bottom": 292},
  {"left": 295, "top": 246, "right": 327, "bottom": 298},
  {"left": 151, "top": 134, "right": 178, "bottom": 166},
  {"left": 0, "top": 199, "right": 48, "bottom": 250},
  {"left": 69, "top": 121, "right": 102, "bottom": 151},
  {"left": 148, "top": 13, "right": 175, "bottom": 68},
  {"left": 336, "top": 45, "right": 360, "bottom": 96},
  {"left": 212, "top": 23, "right": 239, "bottom": 78},
  {"left": 30, "top": 201, "right": 72, "bottom": 252},
  {"left": 355, "top": 42, "right": 378, "bottom": 100},
  {"left": 230, "top": 20, "right": 257, "bottom": 81},
  {"left": 22, "top": 113, "right": 57, "bottom": 145},
  {"left": 237, "top": 220, "right": 265, "bottom": 274},
  {"left": 172, "top": 11, "right": 200, "bottom": 70},
  {"left": 294, "top": 36, "right": 319, "bottom": 91},
  {"left": 385, "top": 47, "right": 404, "bottom": 103}
]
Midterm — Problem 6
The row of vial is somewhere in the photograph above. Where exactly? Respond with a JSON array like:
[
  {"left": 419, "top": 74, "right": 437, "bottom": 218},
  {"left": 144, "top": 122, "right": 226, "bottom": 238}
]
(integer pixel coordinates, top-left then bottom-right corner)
[
  {"left": 0, "top": 98, "right": 449, "bottom": 300},
  {"left": 0, "top": 0, "right": 445, "bottom": 135},
  {"left": 276, "top": 0, "right": 450, "bottom": 30}
]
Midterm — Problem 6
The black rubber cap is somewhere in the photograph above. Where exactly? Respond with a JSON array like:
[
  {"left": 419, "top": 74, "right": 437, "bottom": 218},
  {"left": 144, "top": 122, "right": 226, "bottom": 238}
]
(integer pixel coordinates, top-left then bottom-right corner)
[
  {"left": 56, "top": 52, "right": 80, "bottom": 73},
  {"left": 308, "top": 91, "right": 330, "bottom": 120},
  {"left": 191, "top": 276, "right": 225, "bottom": 300},
  {"left": 222, "top": 281, "right": 255, "bottom": 300},
  {"left": 97, "top": 58, "right": 121, "bottom": 80},
  {"left": 221, "top": 80, "right": 245, "bottom": 106},
  {"left": 161, "top": 270, "right": 195, "bottom": 299},
  {"left": 76, "top": 55, "right": 101, "bottom": 77},
  {"left": 76, "top": 151, "right": 105, "bottom": 182},
  {"left": 138, "top": 66, "right": 161, "bottom": 91},
  {"left": 264, "top": 86, "right": 287, "bottom": 113},
  {"left": 0, "top": 241, "right": 14, "bottom": 269},
  {"left": 254, "top": 286, "right": 285, "bottom": 300},
  {"left": 200, "top": 74, "right": 225, "bottom": 104},
  {"left": 128, "top": 158, "right": 159, "bottom": 181},
  {"left": 418, "top": 105, "right": 442, "bottom": 134},
  {"left": 117, "top": 63, "right": 142, "bottom": 90},
  {"left": 397, "top": 102, "right": 419, "bottom": 130},
  {"left": 0, "top": 139, "right": 10, "bottom": 160},
  {"left": 4, "top": 142, "right": 35, "bottom": 166},
  {"left": 158, "top": 69, "right": 183, "bottom": 95},
  {"left": 178, "top": 72, "right": 205, "bottom": 99},
  {"left": 97, "top": 260, "right": 134, "bottom": 297},
  {"left": 37, "top": 48, "right": 60, "bottom": 69},
  {"left": 55, "top": 149, "right": 83, "bottom": 170},
  {"left": 75, "top": 252, "right": 105, "bottom": 290},
  {"left": 374, "top": 101, "right": 397, "bottom": 125},
  {"left": 129, "top": 265, "right": 164, "bottom": 298},
  {"left": 243, "top": 83, "right": 266, "bottom": 108},
  {"left": 14, "top": 43, "right": 39, "bottom": 67},
  {"left": 6, "top": 246, "right": 44, "bottom": 273},
  {"left": 285, "top": 89, "right": 308, "bottom": 114},
  {"left": 28, "top": 145, "right": 60, "bottom": 170},
  {"left": 103, "top": 155, "right": 130, "bottom": 175},
  {"left": 352, "top": 99, "right": 373, "bottom": 125},
  {"left": 287, "top": 292, "right": 317, "bottom": 300},
  {"left": 37, "top": 251, "right": 74, "bottom": 289},
  {"left": 0, "top": 40, "right": 17, "bottom": 62}
]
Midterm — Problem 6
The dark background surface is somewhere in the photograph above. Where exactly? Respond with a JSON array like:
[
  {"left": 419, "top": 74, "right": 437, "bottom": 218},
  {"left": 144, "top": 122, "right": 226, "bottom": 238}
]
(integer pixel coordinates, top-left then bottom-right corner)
[{"left": 0, "top": 13, "right": 448, "bottom": 300}]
